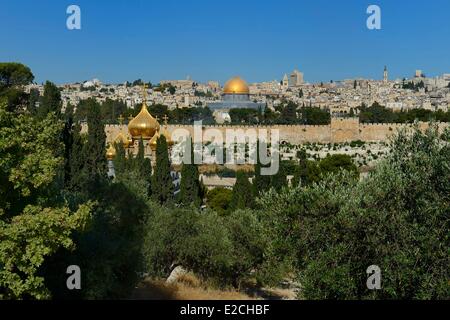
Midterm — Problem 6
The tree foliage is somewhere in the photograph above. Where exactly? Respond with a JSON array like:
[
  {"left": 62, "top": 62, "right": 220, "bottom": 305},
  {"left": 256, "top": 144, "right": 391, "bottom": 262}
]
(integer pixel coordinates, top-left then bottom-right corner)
[
  {"left": 230, "top": 171, "right": 255, "bottom": 211},
  {"left": 258, "top": 124, "right": 450, "bottom": 299},
  {"left": 0, "top": 100, "right": 92, "bottom": 299},
  {"left": 0, "top": 62, "right": 34, "bottom": 89},
  {"left": 206, "top": 187, "right": 233, "bottom": 215},
  {"left": 37, "top": 81, "right": 61, "bottom": 119},
  {"left": 318, "top": 154, "right": 357, "bottom": 176},
  {"left": 142, "top": 204, "right": 267, "bottom": 287},
  {"left": 152, "top": 135, "right": 173, "bottom": 204},
  {"left": 359, "top": 102, "right": 450, "bottom": 123},
  {"left": 253, "top": 140, "right": 272, "bottom": 195},
  {"left": 83, "top": 99, "right": 107, "bottom": 188},
  {"left": 179, "top": 139, "right": 203, "bottom": 207}
]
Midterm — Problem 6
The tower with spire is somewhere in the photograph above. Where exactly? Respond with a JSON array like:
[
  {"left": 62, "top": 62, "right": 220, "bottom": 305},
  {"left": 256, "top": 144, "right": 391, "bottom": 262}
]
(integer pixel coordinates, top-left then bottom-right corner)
[
  {"left": 383, "top": 66, "right": 388, "bottom": 83},
  {"left": 282, "top": 74, "right": 289, "bottom": 90}
]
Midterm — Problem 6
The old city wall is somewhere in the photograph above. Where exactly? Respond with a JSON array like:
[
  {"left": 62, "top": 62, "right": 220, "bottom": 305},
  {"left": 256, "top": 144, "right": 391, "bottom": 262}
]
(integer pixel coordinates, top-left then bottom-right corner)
[
  {"left": 166, "top": 124, "right": 332, "bottom": 144},
  {"left": 83, "top": 119, "right": 449, "bottom": 145}
]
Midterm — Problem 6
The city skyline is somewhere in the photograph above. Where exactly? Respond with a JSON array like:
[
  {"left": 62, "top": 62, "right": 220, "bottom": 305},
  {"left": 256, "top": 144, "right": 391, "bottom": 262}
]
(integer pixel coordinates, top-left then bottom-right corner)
[
  {"left": 1, "top": 0, "right": 449, "bottom": 303},
  {"left": 1, "top": 0, "right": 450, "bottom": 84}
]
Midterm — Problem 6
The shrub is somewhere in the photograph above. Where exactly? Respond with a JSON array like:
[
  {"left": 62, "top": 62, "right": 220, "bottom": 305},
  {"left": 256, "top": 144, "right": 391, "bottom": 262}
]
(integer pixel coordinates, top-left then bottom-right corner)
[
  {"left": 318, "top": 154, "right": 357, "bottom": 176},
  {"left": 259, "top": 124, "right": 450, "bottom": 299},
  {"left": 206, "top": 187, "right": 233, "bottom": 215},
  {"left": 142, "top": 204, "right": 268, "bottom": 288}
]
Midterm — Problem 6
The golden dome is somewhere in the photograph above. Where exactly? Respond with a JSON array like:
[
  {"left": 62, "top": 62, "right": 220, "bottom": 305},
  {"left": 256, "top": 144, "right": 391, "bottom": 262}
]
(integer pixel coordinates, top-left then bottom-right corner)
[
  {"left": 106, "top": 144, "right": 116, "bottom": 160},
  {"left": 149, "top": 129, "right": 160, "bottom": 151},
  {"left": 128, "top": 103, "right": 160, "bottom": 140},
  {"left": 149, "top": 127, "right": 173, "bottom": 151},
  {"left": 160, "top": 127, "right": 173, "bottom": 146},
  {"left": 223, "top": 76, "right": 249, "bottom": 94},
  {"left": 114, "top": 131, "right": 131, "bottom": 148}
]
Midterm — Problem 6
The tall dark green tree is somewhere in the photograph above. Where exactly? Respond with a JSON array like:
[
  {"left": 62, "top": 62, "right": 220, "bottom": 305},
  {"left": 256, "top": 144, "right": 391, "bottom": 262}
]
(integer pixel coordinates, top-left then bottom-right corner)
[
  {"left": 299, "top": 107, "right": 331, "bottom": 125},
  {"left": 180, "top": 139, "right": 202, "bottom": 207},
  {"left": 253, "top": 140, "right": 271, "bottom": 195},
  {"left": 270, "top": 152, "right": 287, "bottom": 192},
  {"left": 38, "top": 81, "right": 61, "bottom": 119},
  {"left": 62, "top": 117, "right": 74, "bottom": 187},
  {"left": 27, "top": 88, "right": 40, "bottom": 115},
  {"left": 230, "top": 171, "right": 254, "bottom": 210},
  {"left": 133, "top": 138, "right": 152, "bottom": 197},
  {"left": 292, "top": 150, "right": 322, "bottom": 187},
  {"left": 67, "top": 123, "right": 87, "bottom": 192},
  {"left": 0, "top": 62, "right": 34, "bottom": 89},
  {"left": 112, "top": 142, "right": 127, "bottom": 176},
  {"left": 292, "top": 149, "right": 308, "bottom": 188},
  {"left": 152, "top": 135, "right": 173, "bottom": 204},
  {"left": 0, "top": 63, "right": 34, "bottom": 112},
  {"left": 64, "top": 102, "right": 74, "bottom": 120},
  {"left": 0, "top": 98, "right": 92, "bottom": 299},
  {"left": 263, "top": 107, "right": 278, "bottom": 124},
  {"left": 83, "top": 99, "right": 107, "bottom": 188},
  {"left": 281, "top": 101, "right": 298, "bottom": 124},
  {"left": 319, "top": 154, "right": 357, "bottom": 176}
]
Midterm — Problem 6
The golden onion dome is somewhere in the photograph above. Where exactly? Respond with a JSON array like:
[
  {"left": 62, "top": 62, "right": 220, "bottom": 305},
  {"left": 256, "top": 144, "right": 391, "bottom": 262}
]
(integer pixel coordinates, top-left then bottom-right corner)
[
  {"left": 149, "top": 129, "right": 160, "bottom": 151},
  {"left": 223, "top": 76, "right": 250, "bottom": 94},
  {"left": 160, "top": 126, "right": 174, "bottom": 147},
  {"left": 128, "top": 103, "right": 160, "bottom": 140},
  {"left": 114, "top": 131, "right": 131, "bottom": 148},
  {"left": 106, "top": 144, "right": 116, "bottom": 160}
]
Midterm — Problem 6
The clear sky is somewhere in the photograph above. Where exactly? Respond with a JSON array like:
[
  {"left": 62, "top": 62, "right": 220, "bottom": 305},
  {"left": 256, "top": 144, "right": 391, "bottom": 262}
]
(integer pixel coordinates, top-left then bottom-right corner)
[{"left": 1, "top": 0, "right": 449, "bottom": 84}]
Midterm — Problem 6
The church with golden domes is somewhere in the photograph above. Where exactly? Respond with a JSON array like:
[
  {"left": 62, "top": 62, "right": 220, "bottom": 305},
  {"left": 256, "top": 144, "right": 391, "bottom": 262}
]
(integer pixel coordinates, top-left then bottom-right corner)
[
  {"left": 105, "top": 77, "right": 265, "bottom": 164},
  {"left": 106, "top": 85, "right": 173, "bottom": 167}
]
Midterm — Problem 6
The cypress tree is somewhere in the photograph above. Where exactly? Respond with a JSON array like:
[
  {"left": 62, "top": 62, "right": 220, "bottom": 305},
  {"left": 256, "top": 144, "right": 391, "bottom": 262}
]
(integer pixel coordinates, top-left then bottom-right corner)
[
  {"left": 132, "top": 138, "right": 145, "bottom": 171},
  {"left": 152, "top": 135, "right": 173, "bottom": 204},
  {"left": 253, "top": 140, "right": 271, "bottom": 196},
  {"left": 62, "top": 116, "right": 74, "bottom": 188},
  {"left": 65, "top": 102, "right": 74, "bottom": 120},
  {"left": 281, "top": 101, "right": 298, "bottom": 124},
  {"left": 134, "top": 138, "right": 152, "bottom": 197},
  {"left": 292, "top": 149, "right": 308, "bottom": 188},
  {"left": 68, "top": 123, "right": 87, "bottom": 192},
  {"left": 38, "top": 81, "right": 61, "bottom": 119},
  {"left": 230, "top": 170, "right": 254, "bottom": 211},
  {"left": 270, "top": 151, "right": 287, "bottom": 192},
  {"left": 27, "top": 88, "right": 39, "bottom": 115},
  {"left": 142, "top": 157, "right": 153, "bottom": 197},
  {"left": 113, "top": 142, "right": 127, "bottom": 176},
  {"left": 84, "top": 99, "right": 107, "bottom": 188},
  {"left": 180, "top": 138, "right": 202, "bottom": 207}
]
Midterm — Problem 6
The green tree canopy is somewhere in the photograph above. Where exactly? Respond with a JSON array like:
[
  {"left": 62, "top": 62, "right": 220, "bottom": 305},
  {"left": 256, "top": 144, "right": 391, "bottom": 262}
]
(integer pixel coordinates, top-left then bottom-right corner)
[
  {"left": 180, "top": 139, "right": 203, "bottom": 207},
  {"left": 83, "top": 99, "right": 107, "bottom": 189},
  {"left": 206, "top": 187, "right": 233, "bottom": 215},
  {"left": 230, "top": 171, "right": 254, "bottom": 211},
  {"left": 253, "top": 140, "right": 272, "bottom": 195},
  {"left": 318, "top": 154, "right": 357, "bottom": 176},
  {"left": 258, "top": 124, "right": 450, "bottom": 299},
  {"left": 152, "top": 135, "right": 173, "bottom": 204},
  {"left": 0, "top": 62, "right": 34, "bottom": 89},
  {"left": 0, "top": 100, "right": 92, "bottom": 299},
  {"left": 38, "top": 81, "right": 61, "bottom": 119}
]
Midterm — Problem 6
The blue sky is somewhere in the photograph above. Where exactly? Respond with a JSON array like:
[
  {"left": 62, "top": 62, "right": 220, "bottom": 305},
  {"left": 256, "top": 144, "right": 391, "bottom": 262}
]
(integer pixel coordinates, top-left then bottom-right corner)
[{"left": 1, "top": 0, "right": 449, "bottom": 84}]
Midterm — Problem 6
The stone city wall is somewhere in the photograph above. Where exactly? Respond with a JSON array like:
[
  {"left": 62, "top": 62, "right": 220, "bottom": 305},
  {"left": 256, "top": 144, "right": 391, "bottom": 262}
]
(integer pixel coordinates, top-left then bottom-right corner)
[{"left": 82, "top": 119, "right": 449, "bottom": 145}]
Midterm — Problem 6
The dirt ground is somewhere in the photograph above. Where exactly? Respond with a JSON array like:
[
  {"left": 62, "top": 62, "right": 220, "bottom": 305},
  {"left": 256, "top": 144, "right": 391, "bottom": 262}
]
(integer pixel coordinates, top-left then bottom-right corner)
[{"left": 130, "top": 274, "right": 297, "bottom": 300}]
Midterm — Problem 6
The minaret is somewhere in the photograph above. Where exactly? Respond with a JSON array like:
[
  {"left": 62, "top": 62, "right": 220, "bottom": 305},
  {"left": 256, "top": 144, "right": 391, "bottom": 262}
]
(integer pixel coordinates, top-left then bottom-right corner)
[
  {"left": 383, "top": 66, "right": 388, "bottom": 83},
  {"left": 282, "top": 74, "right": 289, "bottom": 89}
]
